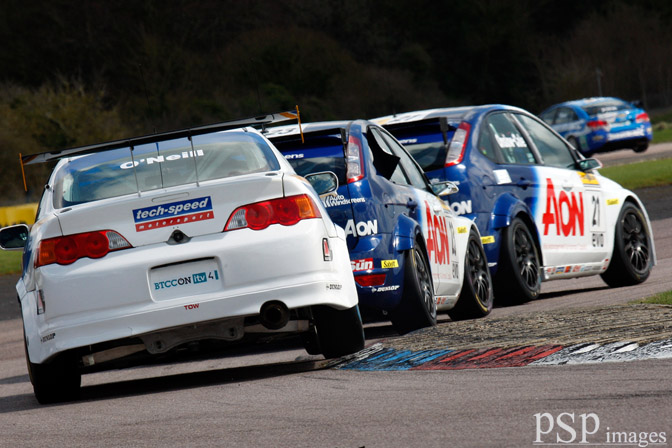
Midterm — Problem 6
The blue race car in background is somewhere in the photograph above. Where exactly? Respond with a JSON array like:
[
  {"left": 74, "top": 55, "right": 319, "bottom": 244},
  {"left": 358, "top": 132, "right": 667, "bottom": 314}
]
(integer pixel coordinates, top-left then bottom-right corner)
[
  {"left": 375, "top": 105, "right": 655, "bottom": 305},
  {"left": 539, "top": 97, "right": 652, "bottom": 155},
  {"left": 265, "top": 120, "right": 493, "bottom": 334}
]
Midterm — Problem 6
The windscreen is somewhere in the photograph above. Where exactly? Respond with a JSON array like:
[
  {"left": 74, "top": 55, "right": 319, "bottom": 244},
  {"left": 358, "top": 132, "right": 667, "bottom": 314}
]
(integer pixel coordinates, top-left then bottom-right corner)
[
  {"left": 582, "top": 99, "right": 630, "bottom": 117},
  {"left": 51, "top": 131, "right": 280, "bottom": 208}
]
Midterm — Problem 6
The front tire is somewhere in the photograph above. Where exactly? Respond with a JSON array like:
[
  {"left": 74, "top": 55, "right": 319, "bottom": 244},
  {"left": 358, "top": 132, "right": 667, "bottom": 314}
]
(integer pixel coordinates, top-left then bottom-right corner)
[
  {"left": 494, "top": 217, "right": 541, "bottom": 305},
  {"left": 601, "top": 202, "right": 652, "bottom": 287},
  {"left": 448, "top": 229, "right": 494, "bottom": 321},
  {"left": 312, "top": 305, "right": 365, "bottom": 359},
  {"left": 390, "top": 244, "right": 437, "bottom": 334}
]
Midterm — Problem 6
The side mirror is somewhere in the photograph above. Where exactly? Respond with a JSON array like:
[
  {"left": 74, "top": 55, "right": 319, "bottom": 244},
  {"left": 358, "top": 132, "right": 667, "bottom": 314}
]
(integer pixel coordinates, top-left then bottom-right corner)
[
  {"left": 0, "top": 224, "right": 29, "bottom": 250},
  {"left": 576, "top": 158, "right": 602, "bottom": 172},
  {"left": 431, "top": 181, "right": 459, "bottom": 197},
  {"left": 304, "top": 171, "right": 339, "bottom": 196}
]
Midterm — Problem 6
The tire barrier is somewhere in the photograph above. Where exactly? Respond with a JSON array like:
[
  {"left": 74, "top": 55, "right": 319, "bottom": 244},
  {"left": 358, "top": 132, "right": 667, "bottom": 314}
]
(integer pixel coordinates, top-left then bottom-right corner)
[{"left": 0, "top": 203, "right": 38, "bottom": 227}]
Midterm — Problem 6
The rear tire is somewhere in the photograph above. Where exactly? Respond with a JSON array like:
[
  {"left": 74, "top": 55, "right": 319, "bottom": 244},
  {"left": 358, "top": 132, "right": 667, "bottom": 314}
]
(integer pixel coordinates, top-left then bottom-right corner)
[
  {"left": 313, "top": 305, "right": 365, "bottom": 359},
  {"left": 601, "top": 202, "right": 652, "bottom": 287},
  {"left": 633, "top": 143, "right": 648, "bottom": 153},
  {"left": 448, "top": 229, "right": 493, "bottom": 321},
  {"left": 390, "top": 243, "right": 437, "bottom": 334},
  {"left": 27, "top": 351, "right": 81, "bottom": 404},
  {"left": 494, "top": 217, "right": 541, "bottom": 305}
]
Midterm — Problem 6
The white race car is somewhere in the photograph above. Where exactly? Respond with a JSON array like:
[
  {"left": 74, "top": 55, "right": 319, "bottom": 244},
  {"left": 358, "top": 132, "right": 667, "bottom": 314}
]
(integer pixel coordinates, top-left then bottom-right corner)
[{"left": 0, "top": 111, "right": 364, "bottom": 404}]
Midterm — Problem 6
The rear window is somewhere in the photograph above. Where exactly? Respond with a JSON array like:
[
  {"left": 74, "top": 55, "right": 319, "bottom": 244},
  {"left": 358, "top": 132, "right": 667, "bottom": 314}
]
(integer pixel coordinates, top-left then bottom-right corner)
[
  {"left": 582, "top": 99, "right": 630, "bottom": 116},
  {"left": 51, "top": 131, "right": 280, "bottom": 208},
  {"left": 273, "top": 135, "right": 347, "bottom": 185},
  {"left": 394, "top": 131, "right": 448, "bottom": 172}
]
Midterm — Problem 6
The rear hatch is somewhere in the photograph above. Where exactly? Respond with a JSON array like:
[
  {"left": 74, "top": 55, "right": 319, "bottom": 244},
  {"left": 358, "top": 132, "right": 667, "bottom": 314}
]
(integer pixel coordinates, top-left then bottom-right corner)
[
  {"left": 50, "top": 131, "right": 285, "bottom": 246},
  {"left": 581, "top": 100, "right": 637, "bottom": 131},
  {"left": 270, "top": 130, "right": 359, "bottom": 249}
]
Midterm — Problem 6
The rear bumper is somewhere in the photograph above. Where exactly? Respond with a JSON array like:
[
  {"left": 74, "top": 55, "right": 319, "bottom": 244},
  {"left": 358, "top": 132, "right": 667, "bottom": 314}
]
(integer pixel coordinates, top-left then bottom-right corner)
[{"left": 23, "top": 219, "right": 357, "bottom": 364}]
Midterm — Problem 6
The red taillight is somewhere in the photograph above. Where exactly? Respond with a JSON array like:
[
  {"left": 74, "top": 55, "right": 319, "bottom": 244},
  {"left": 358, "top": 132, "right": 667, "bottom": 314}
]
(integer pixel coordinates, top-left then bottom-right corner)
[
  {"left": 445, "top": 121, "right": 470, "bottom": 167},
  {"left": 635, "top": 112, "right": 650, "bottom": 123},
  {"left": 346, "top": 134, "right": 365, "bottom": 183},
  {"left": 36, "top": 230, "right": 131, "bottom": 267},
  {"left": 224, "top": 194, "right": 321, "bottom": 231},
  {"left": 587, "top": 119, "right": 608, "bottom": 130},
  {"left": 354, "top": 274, "right": 387, "bottom": 287}
]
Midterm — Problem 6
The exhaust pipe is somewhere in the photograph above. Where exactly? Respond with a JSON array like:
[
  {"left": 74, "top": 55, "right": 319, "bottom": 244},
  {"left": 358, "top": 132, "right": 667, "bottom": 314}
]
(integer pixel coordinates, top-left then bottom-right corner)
[{"left": 259, "top": 301, "right": 290, "bottom": 330}]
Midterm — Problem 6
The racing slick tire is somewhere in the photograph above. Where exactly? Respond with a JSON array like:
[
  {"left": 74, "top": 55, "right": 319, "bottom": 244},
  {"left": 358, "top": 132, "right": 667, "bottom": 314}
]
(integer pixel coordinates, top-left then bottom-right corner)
[
  {"left": 312, "top": 305, "right": 365, "bottom": 359},
  {"left": 391, "top": 243, "right": 437, "bottom": 335},
  {"left": 25, "top": 335, "right": 81, "bottom": 404},
  {"left": 448, "top": 228, "right": 494, "bottom": 321},
  {"left": 633, "top": 142, "right": 649, "bottom": 153},
  {"left": 494, "top": 217, "right": 541, "bottom": 305},
  {"left": 601, "top": 202, "right": 653, "bottom": 287}
]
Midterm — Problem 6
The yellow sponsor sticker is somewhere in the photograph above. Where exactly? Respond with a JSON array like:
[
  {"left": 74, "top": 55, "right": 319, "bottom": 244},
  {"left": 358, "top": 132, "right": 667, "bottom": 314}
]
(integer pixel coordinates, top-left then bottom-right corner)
[
  {"left": 606, "top": 198, "right": 619, "bottom": 206},
  {"left": 481, "top": 235, "right": 495, "bottom": 244},
  {"left": 457, "top": 226, "right": 468, "bottom": 234},
  {"left": 579, "top": 172, "right": 600, "bottom": 185},
  {"left": 381, "top": 259, "right": 399, "bottom": 269}
]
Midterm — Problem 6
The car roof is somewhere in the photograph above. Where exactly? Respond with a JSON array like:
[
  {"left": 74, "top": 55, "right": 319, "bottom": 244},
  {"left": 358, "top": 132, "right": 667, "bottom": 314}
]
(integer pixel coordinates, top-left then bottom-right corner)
[
  {"left": 373, "top": 104, "right": 528, "bottom": 126},
  {"left": 264, "top": 120, "right": 367, "bottom": 139},
  {"left": 547, "top": 97, "right": 630, "bottom": 109}
]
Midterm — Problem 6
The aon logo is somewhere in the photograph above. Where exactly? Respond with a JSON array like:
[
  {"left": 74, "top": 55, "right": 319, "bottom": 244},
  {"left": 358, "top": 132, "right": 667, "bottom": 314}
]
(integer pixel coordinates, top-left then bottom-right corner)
[
  {"left": 345, "top": 219, "right": 378, "bottom": 237},
  {"left": 450, "top": 200, "right": 472, "bottom": 215}
]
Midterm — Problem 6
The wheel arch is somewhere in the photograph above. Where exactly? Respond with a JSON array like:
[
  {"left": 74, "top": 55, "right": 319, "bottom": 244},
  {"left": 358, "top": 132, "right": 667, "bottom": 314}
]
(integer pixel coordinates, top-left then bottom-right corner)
[
  {"left": 490, "top": 194, "right": 544, "bottom": 267},
  {"left": 393, "top": 213, "right": 423, "bottom": 253}
]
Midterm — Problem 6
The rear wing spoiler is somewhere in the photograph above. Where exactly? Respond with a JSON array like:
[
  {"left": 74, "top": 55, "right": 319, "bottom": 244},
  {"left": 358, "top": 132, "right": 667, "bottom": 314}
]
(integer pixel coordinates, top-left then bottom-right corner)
[{"left": 21, "top": 107, "right": 302, "bottom": 167}]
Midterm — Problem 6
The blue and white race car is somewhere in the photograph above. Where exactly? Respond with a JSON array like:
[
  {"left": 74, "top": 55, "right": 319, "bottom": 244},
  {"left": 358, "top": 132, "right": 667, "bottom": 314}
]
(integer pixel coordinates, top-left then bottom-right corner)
[
  {"left": 266, "top": 120, "right": 493, "bottom": 334},
  {"left": 0, "top": 111, "right": 365, "bottom": 404},
  {"left": 539, "top": 97, "right": 653, "bottom": 155},
  {"left": 375, "top": 105, "right": 655, "bottom": 304}
]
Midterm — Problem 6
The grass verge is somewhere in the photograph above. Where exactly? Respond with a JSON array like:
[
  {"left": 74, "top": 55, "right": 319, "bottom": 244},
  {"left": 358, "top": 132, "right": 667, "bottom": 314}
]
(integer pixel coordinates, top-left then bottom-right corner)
[
  {"left": 652, "top": 127, "right": 672, "bottom": 144},
  {"left": 0, "top": 251, "right": 22, "bottom": 276},
  {"left": 598, "top": 158, "right": 672, "bottom": 190},
  {"left": 630, "top": 291, "right": 672, "bottom": 306}
]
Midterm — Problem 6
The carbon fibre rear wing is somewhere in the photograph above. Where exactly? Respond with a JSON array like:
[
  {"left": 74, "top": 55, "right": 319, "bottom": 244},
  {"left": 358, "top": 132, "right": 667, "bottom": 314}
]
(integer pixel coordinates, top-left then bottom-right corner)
[
  {"left": 21, "top": 107, "right": 302, "bottom": 166},
  {"left": 19, "top": 107, "right": 303, "bottom": 191}
]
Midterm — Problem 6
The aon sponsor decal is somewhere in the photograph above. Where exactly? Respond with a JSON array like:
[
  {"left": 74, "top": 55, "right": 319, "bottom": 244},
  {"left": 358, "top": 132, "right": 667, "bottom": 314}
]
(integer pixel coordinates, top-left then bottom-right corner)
[
  {"left": 542, "top": 178, "right": 584, "bottom": 237},
  {"left": 425, "top": 201, "right": 457, "bottom": 265},
  {"left": 345, "top": 219, "right": 378, "bottom": 237},
  {"left": 450, "top": 200, "right": 472, "bottom": 215}
]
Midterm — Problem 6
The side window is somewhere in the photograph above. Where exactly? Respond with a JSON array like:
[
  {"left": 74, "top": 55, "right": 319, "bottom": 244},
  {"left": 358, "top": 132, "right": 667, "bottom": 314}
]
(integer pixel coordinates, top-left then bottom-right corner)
[
  {"left": 368, "top": 128, "right": 408, "bottom": 184},
  {"left": 539, "top": 109, "right": 556, "bottom": 124},
  {"left": 516, "top": 114, "right": 576, "bottom": 169},
  {"left": 486, "top": 113, "right": 536, "bottom": 165},
  {"left": 378, "top": 129, "right": 428, "bottom": 190},
  {"left": 477, "top": 126, "right": 499, "bottom": 162},
  {"left": 554, "top": 108, "right": 572, "bottom": 124}
]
